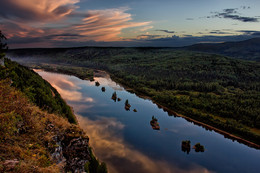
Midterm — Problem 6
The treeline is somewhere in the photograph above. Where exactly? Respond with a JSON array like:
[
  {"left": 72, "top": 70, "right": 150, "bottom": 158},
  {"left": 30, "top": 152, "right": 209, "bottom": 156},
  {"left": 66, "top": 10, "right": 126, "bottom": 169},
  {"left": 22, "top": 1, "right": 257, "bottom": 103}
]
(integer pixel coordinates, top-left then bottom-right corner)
[
  {"left": 31, "top": 63, "right": 94, "bottom": 81},
  {"left": 0, "top": 58, "right": 76, "bottom": 123}
]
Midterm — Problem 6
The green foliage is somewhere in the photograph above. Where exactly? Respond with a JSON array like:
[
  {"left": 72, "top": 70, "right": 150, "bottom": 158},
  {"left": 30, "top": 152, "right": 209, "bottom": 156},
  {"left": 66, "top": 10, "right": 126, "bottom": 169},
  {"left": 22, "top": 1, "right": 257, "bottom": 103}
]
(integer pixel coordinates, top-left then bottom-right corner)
[
  {"left": 0, "top": 30, "right": 8, "bottom": 59},
  {"left": 0, "top": 59, "right": 76, "bottom": 123},
  {"left": 85, "top": 148, "right": 107, "bottom": 173}
]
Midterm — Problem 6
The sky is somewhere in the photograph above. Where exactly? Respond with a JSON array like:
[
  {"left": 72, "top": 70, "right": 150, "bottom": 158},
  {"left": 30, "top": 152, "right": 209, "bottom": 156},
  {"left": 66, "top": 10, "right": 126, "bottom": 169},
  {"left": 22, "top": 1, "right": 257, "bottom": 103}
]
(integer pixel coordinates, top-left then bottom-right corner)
[{"left": 0, "top": 0, "right": 260, "bottom": 48}]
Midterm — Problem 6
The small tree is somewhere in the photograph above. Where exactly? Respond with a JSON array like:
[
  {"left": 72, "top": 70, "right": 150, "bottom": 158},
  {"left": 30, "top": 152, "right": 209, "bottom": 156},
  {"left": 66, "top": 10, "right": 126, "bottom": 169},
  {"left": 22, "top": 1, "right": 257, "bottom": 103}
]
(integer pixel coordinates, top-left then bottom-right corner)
[
  {"left": 125, "top": 99, "right": 129, "bottom": 106},
  {"left": 111, "top": 91, "right": 117, "bottom": 101},
  {"left": 0, "top": 30, "right": 8, "bottom": 59},
  {"left": 0, "top": 30, "right": 8, "bottom": 66}
]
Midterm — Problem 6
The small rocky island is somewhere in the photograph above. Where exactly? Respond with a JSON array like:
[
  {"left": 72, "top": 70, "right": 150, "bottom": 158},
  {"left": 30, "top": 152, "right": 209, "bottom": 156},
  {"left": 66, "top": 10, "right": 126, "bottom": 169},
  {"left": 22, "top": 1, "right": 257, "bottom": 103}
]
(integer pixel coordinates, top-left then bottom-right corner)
[
  {"left": 181, "top": 140, "right": 191, "bottom": 154},
  {"left": 181, "top": 140, "right": 205, "bottom": 154},
  {"left": 95, "top": 81, "right": 100, "bottom": 86},
  {"left": 101, "top": 87, "right": 106, "bottom": 92},
  {"left": 125, "top": 99, "right": 131, "bottom": 111},
  {"left": 193, "top": 143, "right": 205, "bottom": 152},
  {"left": 150, "top": 116, "right": 160, "bottom": 130},
  {"left": 111, "top": 92, "right": 117, "bottom": 102}
]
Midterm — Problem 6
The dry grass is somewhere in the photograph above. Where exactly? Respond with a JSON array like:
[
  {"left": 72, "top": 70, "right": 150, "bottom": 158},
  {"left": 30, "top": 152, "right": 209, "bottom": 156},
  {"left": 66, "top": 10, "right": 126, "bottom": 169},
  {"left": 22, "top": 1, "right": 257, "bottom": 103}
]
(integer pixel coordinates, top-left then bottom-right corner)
[{"left": 0, "top": 79, "right": 84, "bottom": 172}]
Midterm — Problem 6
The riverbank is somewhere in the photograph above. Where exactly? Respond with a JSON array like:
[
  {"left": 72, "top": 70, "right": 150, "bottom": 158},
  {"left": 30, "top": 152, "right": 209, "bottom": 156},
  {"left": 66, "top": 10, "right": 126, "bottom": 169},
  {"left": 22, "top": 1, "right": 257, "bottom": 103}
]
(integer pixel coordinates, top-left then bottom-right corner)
[
  {"left": 102, "top": 71, "right": 260, "bottom": 149},
  {"left": 31, "top": 63, "right": 94, "bottom": 81}
]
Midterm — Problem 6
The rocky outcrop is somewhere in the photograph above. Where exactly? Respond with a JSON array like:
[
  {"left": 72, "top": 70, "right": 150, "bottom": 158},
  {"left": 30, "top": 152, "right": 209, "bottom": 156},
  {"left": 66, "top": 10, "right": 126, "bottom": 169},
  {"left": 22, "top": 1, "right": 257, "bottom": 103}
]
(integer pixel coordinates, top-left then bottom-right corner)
[
  {"left": 63, "top": 137, "right": 90, "bottom": 172},
  {"left": 47, "top": 123, "right": 91, "bottom": 173},
  {"left": 0, "top": 64, "right": 95, "bottom": 173},
  {"left": 2, "top": 159, "right": 19, "bottom": 172},
  {"left": 150, "top": 116, "right": 160, "bottom": 130}
]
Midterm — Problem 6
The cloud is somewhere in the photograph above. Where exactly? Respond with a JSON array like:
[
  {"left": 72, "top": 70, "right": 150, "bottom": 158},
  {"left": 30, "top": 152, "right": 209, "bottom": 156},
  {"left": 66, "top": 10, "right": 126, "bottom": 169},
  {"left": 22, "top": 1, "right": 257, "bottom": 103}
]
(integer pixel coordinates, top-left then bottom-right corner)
[
  {"left": 209, "top": 31, "right": 231, "bottom": 35},
  {"left": 39, "top": 71, "right": 95, "bottom": 102},
  {"left": 73, "top": 8, "right": 152, "bottom": 41},
  {"left": 237, "top": 30, "right": 260, "bottom": 36},
  {"left": 155, "top": 29, "right": 175, "bottom": 34},
  {"left": 139, "top": 26, "right": 154, "bottom": 32},
  {"left": 93, "top": 77, "right": 124, "bottom": 91},
  {"left": 241, "top": 6, "right": 250, "bottom": 10},
  {"left": 1, "top": 1, "right": 151, "bottom": 48},
  {"left": 208, "top": 8, "right": 259, "bottom": 22},
  {"left": 0, "top": 0, "right": 79, "bottom": 22},
  {"left": 123, "top": 33, "right": 260, "bottom": 47},
  {"left": 136, "top": 34, "right": 162, "bottom": 40}
]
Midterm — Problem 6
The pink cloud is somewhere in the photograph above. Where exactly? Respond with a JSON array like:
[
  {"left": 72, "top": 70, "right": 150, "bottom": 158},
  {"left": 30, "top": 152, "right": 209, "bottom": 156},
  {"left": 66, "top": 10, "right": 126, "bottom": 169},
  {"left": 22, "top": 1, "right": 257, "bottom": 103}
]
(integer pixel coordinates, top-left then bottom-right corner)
[
  {"left": 1, "top": 1, "right": 152, "bottom": 47},
  {"left": 0, "top": 0, "right": 79, "bottom": 22},
  {"left": 73, "top": 8, "right": 152, "bottom": 41}
]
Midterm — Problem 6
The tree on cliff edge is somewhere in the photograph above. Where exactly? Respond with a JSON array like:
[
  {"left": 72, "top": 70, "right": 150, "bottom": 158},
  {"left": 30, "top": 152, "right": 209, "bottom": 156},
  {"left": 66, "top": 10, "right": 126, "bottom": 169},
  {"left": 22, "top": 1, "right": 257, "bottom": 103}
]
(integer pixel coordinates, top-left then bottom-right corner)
[{"left": 0, "top": 30, "right": 8, "bottom": 60}]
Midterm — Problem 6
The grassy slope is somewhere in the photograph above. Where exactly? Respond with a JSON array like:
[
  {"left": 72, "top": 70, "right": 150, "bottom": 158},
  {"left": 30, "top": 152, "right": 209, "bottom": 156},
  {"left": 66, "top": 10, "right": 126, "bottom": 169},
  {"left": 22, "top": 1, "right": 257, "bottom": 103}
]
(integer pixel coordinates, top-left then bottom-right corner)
[
  {"left": 7, "top": 48, "right": 260, "bottom": 145},
  {"left": 0, "top": 79, "right": 71, "bottom": 172},
  {"left": 0, "top": 60, "right": 107, "bottom": 172}
]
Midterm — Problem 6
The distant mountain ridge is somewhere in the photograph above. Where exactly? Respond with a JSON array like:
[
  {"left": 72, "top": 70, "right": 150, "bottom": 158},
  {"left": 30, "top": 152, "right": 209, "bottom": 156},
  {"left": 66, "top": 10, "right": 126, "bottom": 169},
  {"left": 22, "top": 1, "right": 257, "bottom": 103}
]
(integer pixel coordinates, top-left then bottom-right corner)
[
  {"left": 8, "top": 37, "right": 260, "bottom": 61},
  {"left": 185, "top": 37, "right": 260, "bottom": 61}
]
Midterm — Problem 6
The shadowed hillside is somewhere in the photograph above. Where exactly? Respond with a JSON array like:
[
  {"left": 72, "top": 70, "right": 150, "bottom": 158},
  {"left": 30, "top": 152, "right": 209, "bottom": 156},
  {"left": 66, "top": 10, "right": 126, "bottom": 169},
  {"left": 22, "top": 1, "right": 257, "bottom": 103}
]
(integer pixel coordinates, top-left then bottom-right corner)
[{"left": 185, "top": 37, "right": 260, "bottom": 61}]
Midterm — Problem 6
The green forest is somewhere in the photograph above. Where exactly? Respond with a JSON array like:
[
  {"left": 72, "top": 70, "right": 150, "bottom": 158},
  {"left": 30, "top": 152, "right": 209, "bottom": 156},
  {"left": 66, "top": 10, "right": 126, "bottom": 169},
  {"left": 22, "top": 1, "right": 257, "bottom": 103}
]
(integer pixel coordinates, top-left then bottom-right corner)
[{"left": 8, "top": 47, "right": 260, "bottom": 144}]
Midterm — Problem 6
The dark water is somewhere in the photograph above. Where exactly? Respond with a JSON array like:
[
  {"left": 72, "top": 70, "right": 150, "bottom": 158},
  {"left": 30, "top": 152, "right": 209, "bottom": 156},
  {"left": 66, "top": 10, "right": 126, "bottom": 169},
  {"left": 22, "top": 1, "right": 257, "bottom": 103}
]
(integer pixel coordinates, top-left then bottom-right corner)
[{"left": 37, "top": 71, "right": 260, "bottom": 173}]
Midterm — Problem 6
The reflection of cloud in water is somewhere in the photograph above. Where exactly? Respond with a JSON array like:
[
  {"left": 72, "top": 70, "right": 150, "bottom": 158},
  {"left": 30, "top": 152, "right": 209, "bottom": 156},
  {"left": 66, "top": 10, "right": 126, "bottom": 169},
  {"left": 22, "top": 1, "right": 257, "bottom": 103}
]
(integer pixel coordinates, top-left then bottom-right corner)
[
  {"left": 52, "top": 83, "right": 83, "bottom": 101},
  {"left": 38, "top": 71, "right": 94, "bottom": 102},
  {"left": 57, "top": 78, "right": 80, "bottom": 90},
  {"left": 94, "top": 77, "right": 124, "bottom": 91},
  {"left": 70, "top": 103, "right": 94, "bottom": 113},
  {"left": 77, "top": 115, "right": 213, "bottom": 173}
]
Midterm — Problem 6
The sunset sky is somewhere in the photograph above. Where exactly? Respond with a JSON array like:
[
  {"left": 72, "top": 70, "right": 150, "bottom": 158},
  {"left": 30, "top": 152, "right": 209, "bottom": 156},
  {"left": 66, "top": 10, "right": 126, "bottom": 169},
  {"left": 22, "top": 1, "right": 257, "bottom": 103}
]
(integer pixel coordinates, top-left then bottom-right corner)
[{"left": 1, "top": 0, "right": 260, "bottom": 48}]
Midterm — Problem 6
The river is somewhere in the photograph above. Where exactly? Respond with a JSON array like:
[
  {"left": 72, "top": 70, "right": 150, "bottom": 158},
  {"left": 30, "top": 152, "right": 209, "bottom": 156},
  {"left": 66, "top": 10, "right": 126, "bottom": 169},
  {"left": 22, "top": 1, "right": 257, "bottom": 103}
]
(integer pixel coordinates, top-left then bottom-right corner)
[{"left": 37, "top": 70, "right": 260, "bottom": 173}]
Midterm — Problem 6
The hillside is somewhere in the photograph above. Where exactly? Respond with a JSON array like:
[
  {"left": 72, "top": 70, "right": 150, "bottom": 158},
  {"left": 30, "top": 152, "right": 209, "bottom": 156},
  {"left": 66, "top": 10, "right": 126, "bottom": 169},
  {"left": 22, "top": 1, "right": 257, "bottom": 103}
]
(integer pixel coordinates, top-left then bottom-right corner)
[
  {"left": 0, "top": 59, "right": 107, "bottom": 172},
  {"left": 0, "top": 58, "right": 76, "bottom": 123},
  {"left": 6, "top": 47, "right": 260, "bottom": 145},
  {"left": 185, "top": 37, "right": 260, "bottom": 61},
  {"left": 0, "top": 79, "right": 88, "bottom": 172}
]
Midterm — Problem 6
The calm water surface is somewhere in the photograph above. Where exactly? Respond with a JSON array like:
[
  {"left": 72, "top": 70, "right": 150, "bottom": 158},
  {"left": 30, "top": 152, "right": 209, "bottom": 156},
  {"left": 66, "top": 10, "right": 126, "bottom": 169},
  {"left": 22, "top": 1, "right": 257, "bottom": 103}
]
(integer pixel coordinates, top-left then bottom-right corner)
[{"left": 38, "top": 71, "right": 260, "bottom": 173}]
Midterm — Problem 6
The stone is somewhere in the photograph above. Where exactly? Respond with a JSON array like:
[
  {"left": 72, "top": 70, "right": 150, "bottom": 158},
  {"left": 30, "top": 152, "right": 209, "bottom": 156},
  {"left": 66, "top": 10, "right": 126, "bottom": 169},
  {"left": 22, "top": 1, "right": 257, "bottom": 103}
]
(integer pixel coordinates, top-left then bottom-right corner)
[{"left": 3, "top": 159, "right": 19, "bottom": 171}]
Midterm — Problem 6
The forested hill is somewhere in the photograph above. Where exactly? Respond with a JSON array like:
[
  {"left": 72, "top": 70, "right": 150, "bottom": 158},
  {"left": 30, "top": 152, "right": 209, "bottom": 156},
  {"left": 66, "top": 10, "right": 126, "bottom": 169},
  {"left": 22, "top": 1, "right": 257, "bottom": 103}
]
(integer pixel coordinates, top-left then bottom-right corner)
[
  {"left": 184, "top": 37, "right": 260, "bottom": 61},
  {"left": 0, "top": 58, "right": 76, "bottom": 123}
]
